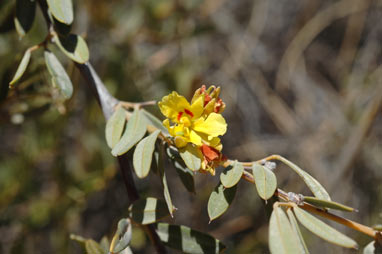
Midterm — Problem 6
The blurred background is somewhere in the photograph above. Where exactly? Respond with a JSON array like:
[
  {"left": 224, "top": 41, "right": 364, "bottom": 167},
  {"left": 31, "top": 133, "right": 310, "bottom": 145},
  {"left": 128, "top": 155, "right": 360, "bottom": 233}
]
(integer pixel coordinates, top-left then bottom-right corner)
[{"left": 1, "top": 0, "right": 382, "bottom": 253}]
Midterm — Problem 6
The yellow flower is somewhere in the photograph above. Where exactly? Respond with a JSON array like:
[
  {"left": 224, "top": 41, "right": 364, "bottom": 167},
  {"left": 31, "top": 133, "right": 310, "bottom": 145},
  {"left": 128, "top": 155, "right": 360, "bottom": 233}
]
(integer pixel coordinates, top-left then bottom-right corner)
[{"left": 158, "top": 87, "right": 228, "bottom": 174}]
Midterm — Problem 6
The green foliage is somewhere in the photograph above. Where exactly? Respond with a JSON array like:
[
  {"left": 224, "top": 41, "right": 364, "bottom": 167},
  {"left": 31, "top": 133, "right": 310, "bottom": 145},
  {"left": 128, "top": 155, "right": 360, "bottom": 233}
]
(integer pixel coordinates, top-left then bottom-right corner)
[
  {"left": 133, "top": 130, "right": 160, "bottom": 178},
  {"left": 112, "top": 109, "right": 147, "bottom": 156},
  {"left": 156, "top": 223, "right": 226, "bottom": 254},
  {"left": 110, "top": 218, "right": 132, "bottom": 253},
  {"left": 269, "top": 206, "right": 305, "bottom": 254},
  {"left": 44, "top": 50, "right": 73, "bottom": 99},
  {"left": 303, "top": 196, "right": 355, "bottom": 212},
  {"left": 179, "top": 144, "right": 202, "bottom": 171},
  {"left": 207, "top": 182, "right": 237, "bottom": 221},
  {"left": 46, "top": 0, "right": 73, "bottom": 25},
  {"left": 252, "top": 162, "right": 277, "bottom": 200},
  {"left": 286, "top": 209, "right": 310, "bottom": 254},
  {"left": 363, "top": 241, "right": 382, "bottom": 254},
  {"left": 54, "top": 34, "right": 90, "bottom": 63},
  {"left": 14, "top": 0, "right": 36, "bottom": 37},
  {"left": 293, "top": 206, "right": 358, "bottom": 249},
  {"left": 128, "top": 197, "right": 169, "bottom": 225},
  {"left": 220, "top": 160, "right": 243, "bottom": 188},
  {"left": 105, "top": 107, "right": 127, "bottom": 149},
  {"left": 9, "top": 48, "right": 31, "bottom": 86}
]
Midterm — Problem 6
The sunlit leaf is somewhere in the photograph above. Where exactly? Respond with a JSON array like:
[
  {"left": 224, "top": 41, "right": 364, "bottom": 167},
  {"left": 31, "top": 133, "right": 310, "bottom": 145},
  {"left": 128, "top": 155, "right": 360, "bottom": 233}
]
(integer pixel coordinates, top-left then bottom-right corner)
[
  {"left": 252, "top": 163, "right": 277, "bottom": 200},
  {"left": 120, "top": 246, "right": 134, "bottom": 254},
  {"left": 141, "top": 109, "right": 168, "bottom": 134},
  {"left": 293, "top": 206, "right": 358, "bottom": 249},
  {"left": 133, "top": 130, "right": 160, "bottom": 178},
  {"left": 220, "top": 160, "right": 243, "bottom": 188},
  {"left": 112, "top": 109, "right": 147, "bottom": 156},
  {"left": 110, "top": 218, "right": 132, "bottom": 253},
  {"left": 173, "top": 160, "right": 195, "bottom": 193},
  {"left": 14, "top": 0, "right": 35, "bottom": 37},
  {"left": 277, "top": 156, "right": 330, "bottom": 201},
  {"left": 303, "top": 196, "right": 355, "bottom": 212},
  {"left": 44, "top": 50, "right": 73, "bottom": 99},
  {"left": 85, "top": 239, "right": 104, "bottom": 254},
  {"left": 363, "top": 240, "right": 382, "bottom": 254},
  {"left": 129, "top": 197, "right": 169, "bottom": 225},
  {"left": 55, "top": 34, "right": 89, "bottom": 63},
  {"left": 179, "top": 144, "right": 202, "bottom": 171},
  {"left": 70, "top": 234, "right": 86, "bottom": 247},
  {"left": 269, "top": 206, "right": 304, "bottom": 254},
  {"left": 46, "top": 0, "right": 73, "bottom": 25},
  {"left": 9, "top": 49, "right": 31, "bottom": 86},
  {"left": 157, "top": 143, "right": 175, "bottom": 216},
  {"left": 105, "top": 107, "right": 127, "bottom": 149},
  {"left": 156, "top": 223, "right": 226, "bottom": 254},
  {"left": 99, "top": 236, "right": 109, "bottom": 254},
  {"left": 207, "top": 183, "right": 236, "bottom": 221},
  {"left": 286, "top": 209, "right": 310, "bottom": 254}
]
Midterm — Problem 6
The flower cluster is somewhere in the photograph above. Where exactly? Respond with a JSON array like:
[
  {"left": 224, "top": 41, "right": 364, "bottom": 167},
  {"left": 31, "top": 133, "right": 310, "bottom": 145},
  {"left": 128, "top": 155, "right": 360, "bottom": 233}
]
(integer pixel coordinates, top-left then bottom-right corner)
[{"left": 158, "top": 85, "right": 227, "bottom": 175}]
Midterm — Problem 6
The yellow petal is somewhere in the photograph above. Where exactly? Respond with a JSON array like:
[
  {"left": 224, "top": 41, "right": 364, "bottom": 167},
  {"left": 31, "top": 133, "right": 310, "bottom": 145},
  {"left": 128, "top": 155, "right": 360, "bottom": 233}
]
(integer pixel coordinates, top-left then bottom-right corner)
[
  {"left": 190, "top": 95, "right": 204, "bottom": 119},
  {"left": 174, "top": 136, "right": 188, "bottom": 148},
  {"left": 189, "top": 130, "right": 202, "bottom": 146},
  {"left": 193, "top": 113, "right": 227, "bottom": 137},
  {"left": 158, "top": 91, "right": 190, "bottom": 122}
]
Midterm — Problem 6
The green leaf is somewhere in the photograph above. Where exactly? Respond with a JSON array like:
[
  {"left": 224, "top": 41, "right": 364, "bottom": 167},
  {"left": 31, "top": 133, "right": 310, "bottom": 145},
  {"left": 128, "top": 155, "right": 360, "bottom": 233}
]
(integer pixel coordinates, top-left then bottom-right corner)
[
  {"left": 14, "top": 0, "right": 36, "bottom": 37},
  {"left": 52, "top": 15, "right": 72, "bottom": 36},
  {"left": 286, "top": 209, "right": 310, "bottom": 254},
  {"left": 46, "top": 0, "right": 73, "bottom": 25},
  {"left": 220, "top": 160, "right": 243, "bottom": 188},
  {"left": 252, "top": 163, "right": 277, "bottom": 200},
  {"left": 157, "top": 143, "right": 175, "bottom": 216},
  {"left": 179, "top": 144, "right": 202, "bottom": 171},
  {"left": 70, "top": 234, "right": 86, "bottom": 248},
  {"left": 173, "top": 160, "right": 195, "bottom": 193},
  {"left": 269, "top": 207, "right": 304, "bottom": 254},
  {"left": 363, "top": 241, "right": 382, "bottom": 254},
  {"left": 55, "top": 34, "right": 90, "bottom": 63},
  {"left": 85, "top": 239, "right": 104, "bottom": 254},
  {"left": 303, "top": 196, "right": 355, "bottom": 212},
  {"left": 110, "top": 218, "right": 132, "bottom": 253},
  {"left": 133, "top": 130, "right": 160, "bottom": 178},
  {"left": 99, "top": 236, "right": 109, "bottom": 254},
  {"left": 112, "top": 109, "right": 147, "bottom": 156},
  {"left": 9, "top": 49, "right": 31, "bottom": 86},
  {"left": 293, "top": 206, "right": 358, "bottom": 249},
  {"left": 44, "top": 50, "right": 73, "bottom": 99},
  {"left": 141, "top": 109, "right": 169, "bottom": 134},
  {"left": 129, "top": 197, "right": 169, "bottom": 225},
  {"left": 156, "top": 223, "right": 226, "bottom": 254},
  {"left": 207, "top": 183, "right": 237, "bottom": 221},
  {"left": 277, "top": 156, "right": 330, "bottom": 201},
  {"left": 105, "top": 107, "right": 127, "bottom": 149}
]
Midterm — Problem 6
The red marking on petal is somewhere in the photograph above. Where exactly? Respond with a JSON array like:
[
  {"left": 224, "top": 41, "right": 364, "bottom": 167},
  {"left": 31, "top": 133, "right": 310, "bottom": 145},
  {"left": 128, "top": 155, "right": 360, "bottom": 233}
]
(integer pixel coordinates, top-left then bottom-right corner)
[
  {"left": 204, "top": 94, "right": 212, "bottom": 107},
  {"left": 177, "top": 112, "right": 183, "bottom": 121},
  {"left": 201, "top": 144, "right": 220, "bottom": 162},
  {"left": 184, "top": 109, "right": 194, "bottom": 118}
]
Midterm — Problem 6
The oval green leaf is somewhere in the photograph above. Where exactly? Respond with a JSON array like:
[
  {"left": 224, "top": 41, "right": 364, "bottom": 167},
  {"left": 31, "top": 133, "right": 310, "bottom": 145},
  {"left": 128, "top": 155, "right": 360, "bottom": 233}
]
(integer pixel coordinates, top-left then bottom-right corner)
[
  {"left": 85, "top": 239, "right": 104, "bottom": 254},
  {"left": 14, "top": 0, "right": 36, "bottom": 37},
  {"left": 252, "top": 163, "right": 277, "bottom": 200},
  {"left": 277, "top": 156, "right": 331, "bottom": 201},
  {"left": 220, "top": 160, "right": 243, "bottom": 188},
  {"left": 269, "top": 206, "right": 304, "bottom": 254},
  {"left": 179, "top": 144, "right": 202, "bottom": 171},
  {"left": 133, "top": 130, "right": 160, "bottom": 178},
  {"left": 286, "top": 209, "right": 310, "bottom": 254},
  {"left": 110, "top": 218, "right": 132, "bottom": 253},
  {"left": 105, "top": 107, "right": 127, "bottom": 149},
  {"left": 207, "top": 183, "right": 237, "bottom": 221},
  {"left": 363, "top": 240, "right": 382, "bottom": 254},
  {"left": 128, "top": 197, "right": 169, "bottom": 225},
  {"left": 112, "top": 109, "right": 147, "bottom": 156},
  {"left": 9, "top": 49, "right": 31, "bottom": 86},
  {"left": 293, "top": 206, "right": 358, "bottom": 249},
  {"left": 157, "top": 143, "right": 175, "bottom": 216},
  {"left": 46, "top": 0, "right": 73, "bottom": 25},
  {"left": 44, "top": 50, "right": 73, "bottom": 99},
  {"left": 141, "top": 109, "right": 169, "bottom": 134},
  {"left": 55, "top": 34, "right": 89, "bottom": 63},
  {"left": 303, "top": 196, "right": 355, "bottom": 212},
  {"left": 156, "top": 223, "right": 226, "bottom": 254}
]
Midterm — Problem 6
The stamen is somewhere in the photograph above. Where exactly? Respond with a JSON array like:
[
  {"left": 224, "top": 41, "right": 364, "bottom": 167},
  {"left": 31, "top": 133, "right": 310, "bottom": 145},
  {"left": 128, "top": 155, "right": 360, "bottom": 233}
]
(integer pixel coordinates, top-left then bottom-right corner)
[{"left": 177, "top": 112, "right": 183, "bottom": 121}]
